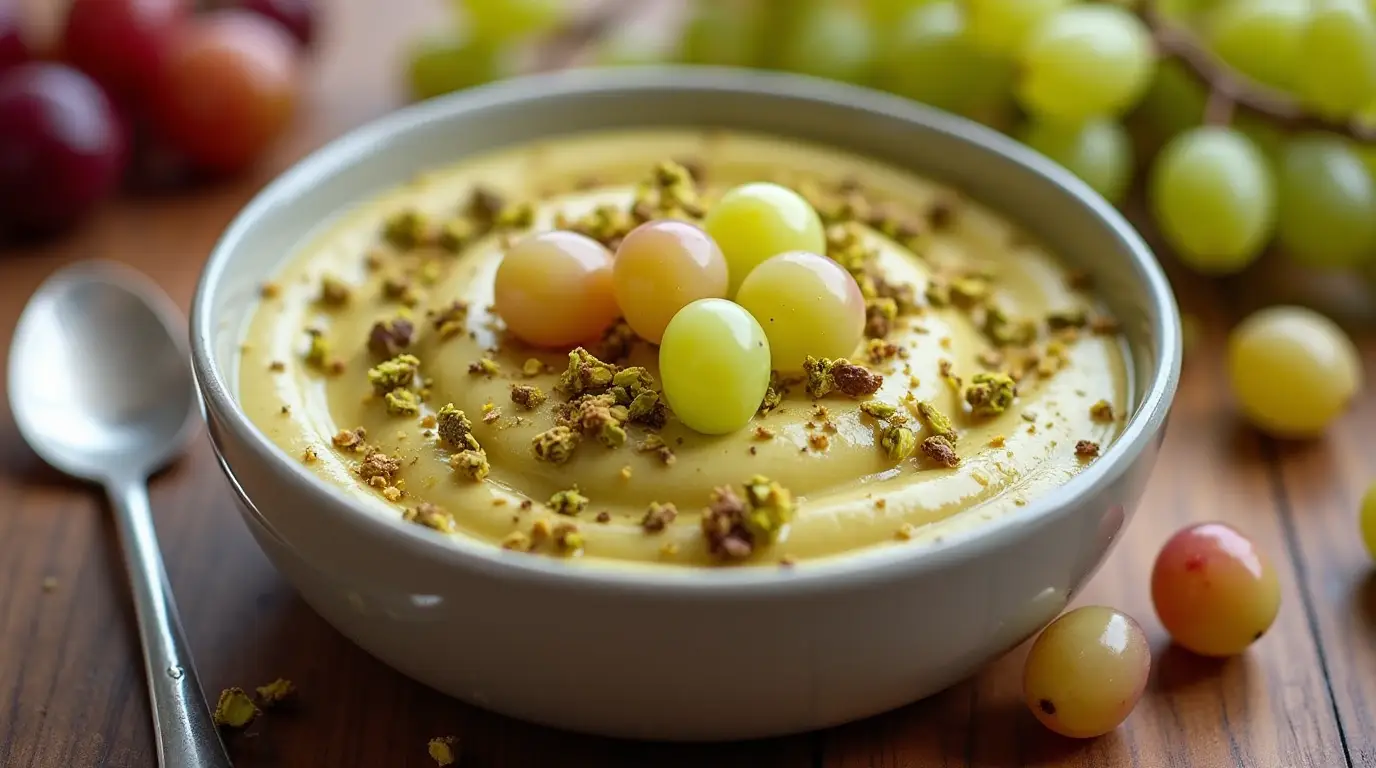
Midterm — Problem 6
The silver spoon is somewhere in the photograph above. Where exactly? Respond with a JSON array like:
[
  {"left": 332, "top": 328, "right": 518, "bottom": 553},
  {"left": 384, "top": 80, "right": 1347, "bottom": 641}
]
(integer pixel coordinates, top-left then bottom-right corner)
[{"left": 8, "top": 261, "right": 233, "bottom": 768}]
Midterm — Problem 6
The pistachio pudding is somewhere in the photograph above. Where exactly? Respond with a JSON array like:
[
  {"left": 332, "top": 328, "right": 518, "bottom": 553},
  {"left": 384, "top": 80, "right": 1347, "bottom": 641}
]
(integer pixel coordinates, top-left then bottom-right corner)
[{"left": 238, "top": 130, "right": 1129, "bottom": 568}]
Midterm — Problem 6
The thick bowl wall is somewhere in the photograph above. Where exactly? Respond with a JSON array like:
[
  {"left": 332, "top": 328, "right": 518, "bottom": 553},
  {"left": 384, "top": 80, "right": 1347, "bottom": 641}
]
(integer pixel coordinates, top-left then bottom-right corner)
[{"left": 192, "top": 68, "right": 1180, "bottom": 741}]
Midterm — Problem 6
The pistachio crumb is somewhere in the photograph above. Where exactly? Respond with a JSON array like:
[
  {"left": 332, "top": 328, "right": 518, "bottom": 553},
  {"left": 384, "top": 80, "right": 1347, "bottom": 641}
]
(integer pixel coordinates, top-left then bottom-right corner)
[
  {"left": 1089, "top": 399, "right": 1115, "bottom": 422},
  {"left": 385, "top": 388, "right": 421, "bottom": 416},
  {"left": 860, "top": 401, "right": 899, "bottom": 421},
  {"left": 914, "top": 401, "right": 958, "bottom": 440},
  {"left": 964, "top": 372, "right": 1017, "bottom": 418},
  {"left": 318, "top": 275, "right": 351, "bottom": 307},
  {"left": 803, "top": 356, "right": 883, "bottom": 398},
  {"left": 532, "top": 426, "right": 579, "bottom": 464},
  {"left": 212, "top": 688, "right": 259, "bottom": 728},
  {"left": 1075, "top": 440, "right": 1101, "bottom": 458},
  {"left": 510, "top": 383, "right": 547, "bottom": 410},
  {"left": 895, "top": 523, "right": 915, "bottom": 541},
  {"left": 468, "top": 357, "right": 500, "bottom": 377},
  {"left": 552, "top": 522, "right": 584, "bottom": 552},
  {"left": 549, "top": 488, "right": 589, "bottom": 516},
  {"left": 522, "top": 358, "right": 544, "bottom": 377},
  {"left": 921, "top": 435, "right": 960, "bottom": 468},
  {"left": 255, "top": 678, "right": 295, "bottom": 706},
  {"left": 449, "top": 450, "right": 490, "bottom": 481},
  {"left": 436, "top": 404, "right": 479, "bottom": 450},
  {"left": 437, "top": 217, "right": 476, "bottom": 252},
  {"left": 404, "top": 502, "right": 455, "bottom": 532},
  {"left": 301, "top": 446, "right": 319, "bottom": 464},
  {"left": 636, "top": 434, "right": 676, "bottom": 465},
  {"left": 754, "top": 425, "right": 776, "bottom": 440},
  {"left": 331, "top": 426, "right": 367, "bottom": 449},
  {"left": 556, "top": 347, "right": 616, "bottom": 396},
  {"left": 989, "top": 435, "right": 1007, "bottom": 448},
  {"left": 619, "top": 465, "right": 633, "bottom": 481},
  {"left": 501, "top": 531, "right": 532, "bottom": 551},
  {"left": 881, "top": 425, "right": 917, "bottom": 461},
  {"left": 428, "top": 736, "right": 459, "bottom": 766},
  {"left": 641, "top": 502, "right": 678, "bottom": 533},
  {"left": 368, "top": 354, "right": 420, "bottom": 394},
  {"left": 809, "top": 432, "right": 831, "bottom": 451}
]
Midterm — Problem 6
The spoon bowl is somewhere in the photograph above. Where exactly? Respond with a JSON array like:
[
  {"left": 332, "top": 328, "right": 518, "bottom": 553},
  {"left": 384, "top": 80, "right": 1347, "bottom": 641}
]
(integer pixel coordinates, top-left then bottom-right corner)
[{"left": 9, "top": 261, "right": 198, "bottom": 482}]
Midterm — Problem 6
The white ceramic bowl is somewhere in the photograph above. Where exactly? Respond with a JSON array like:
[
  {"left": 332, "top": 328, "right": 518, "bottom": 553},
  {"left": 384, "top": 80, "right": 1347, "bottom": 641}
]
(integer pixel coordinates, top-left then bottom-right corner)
[{"left": 192, "top": 68, "right": 1181, "bottom": 741}]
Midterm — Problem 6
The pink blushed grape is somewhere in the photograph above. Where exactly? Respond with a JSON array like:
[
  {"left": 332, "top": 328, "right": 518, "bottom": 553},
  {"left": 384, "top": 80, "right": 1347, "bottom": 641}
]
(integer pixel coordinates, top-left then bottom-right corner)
[
  {"left": 1023, "top": 606, "right": 1151, "bottom": 739},
  {"left": 613, "top": 220, "right": 729, "bottom": 344},
  {"left": 1151, "top": 522, "right": 1280, "bottom": 657},
  {"left": 494, "top": 230, "right": 619, "bottom": 349},
  {"left": 734, "top": 251, "right": 866, "bottom": 371}
]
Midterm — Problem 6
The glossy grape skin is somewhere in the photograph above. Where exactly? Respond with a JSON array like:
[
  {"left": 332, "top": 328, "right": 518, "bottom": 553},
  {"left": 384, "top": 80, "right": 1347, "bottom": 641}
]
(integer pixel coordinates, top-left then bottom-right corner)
[
  {"left": 0, "top": 0, "right": 29, "bottom": 74},
  {"left": 1206, "top": 0, "right": 1307, "bottom": 92},
  {"left": 613, "top": 221, "right": 729, "bottom": 345},
  {"left": 1149, "top": 127, "right": 1276, "bottom": 274},
  {"left": 1023, "top": 606, "right": 1151, "bottom": 739},
  {"left": 966, "top": 0, "right": 1072, "bottom": 54},
  {"left": 406, "top": 35, "right": 499, "bottom": 101},
  {"left": 703, "top": 182, "right": 826, "bottom": 296},
  {"left": 879, "top": 2, "right": 1013, "bottom": 124},
  {"left": 237, "top": 0, "right": 315, "bottom": 48},
  {"left": 495, "top": 231, "right": 619, "bottom": 349},
  {"left": 0, "top": 63, "right": 126, "bottom": 234},
  {"left": 1361, "top": 484, "right": 1376, "bottom": 562},
  {"left": 1152, "top": 523, "right": 1281, "bottom": 657},
  {"left": 1020, "top": 119, "right": 1133, "bottom": 204},
  {"left": 152, "top": 10, "right": 299, "bottom": 175},
  {"left": 1017, "top": 5, "right": 1156, "bottom": 122},
  {"left": 1298, "top": 0, "right": 1376, "bottom": 119},
  {"left": 1227, "top": 306, "right": 1361, "bottom": 438},
  {"left": 62, "top": 0, "right": 187, "bottom": 103},
  {"left": 678, "top": 0, "right": 761, "bottom": 68},
  {"left": 659, "top": 299, "right": 771, "bottom": 435},
  {"left": 736, "top": 251, "right": 866, "bottom": 371},
  {"left": 1275, "top": 135, "right": 1376, "bottom": 269},
  {"left": 777, "top": 0, "right": 875, "bottom": 84}
]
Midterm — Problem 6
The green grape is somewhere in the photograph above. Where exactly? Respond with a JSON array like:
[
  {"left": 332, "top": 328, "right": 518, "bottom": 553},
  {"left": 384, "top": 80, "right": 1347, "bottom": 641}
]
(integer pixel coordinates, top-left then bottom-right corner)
[
  {"left": 1017, "top": 5, "right": 1156, "bottom": 122},
  {"left": 459, "top": 0, "right": 563, "bottom": 42},
  {"left": 1156, "top": 0, "right": 1227, "bottom": 21},
  {"left": 1206, "top": 0, "right": 1308, "bottom": 92},
  {"left": 1023, "top": 606, "right": 1151, "bottom": 739},
  {"left": 966, "top": 0, "right": 1072, "bottom": 55},
  {"left": 1127, "top": 59, "right": 1207, "bottom": 157},
  {"left": 1227, "top": 306, "right": 1362, "bottom": 438},
  {"left": 1019, "top": 119, "right": 1133, "bottom": 204},
  {"left": 1275, "top": 135, "right": 1376, "bottom": 268},
  {"left": 878, "top": 1, "right": 1014, "bottom": 123},
  {"left": 777, "top": 0, "right": 876, "bottom": 83},
  {"left": 406, "top": 35, "right": 499, "bottom": 102},
  {"left": 1297, "top": 0, "right": 1376, "bottom": 118},
  {"left": 703, "top": 182, "right": 826, "bottom": 295},
  {"left": 1149, "top": 127, "right": 1276, "bottom": 274},
  {"left": 1360, "top": 483, "right": 1376, "bottom": 561},
  {"left": 659, "top": 298, "right": 772, "bottom": 435},
  {"left": 865, "top": 0, "right": 937, "bottom": 29},
  {"left": 1152, "top": 523, "right": 1281, "bottom": 657},
  {"left": 678, "top": 0, "right": 762, "bottom": 68},
  {"left": 735, "top": 251, "right": 866, "bottom": 371}
]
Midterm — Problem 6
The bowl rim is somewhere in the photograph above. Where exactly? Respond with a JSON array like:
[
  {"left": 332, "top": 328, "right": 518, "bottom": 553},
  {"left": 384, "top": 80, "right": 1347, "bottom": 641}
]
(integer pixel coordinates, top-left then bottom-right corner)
[{"left": 191, "top": 66, "right": 1182, "bottom": 596}]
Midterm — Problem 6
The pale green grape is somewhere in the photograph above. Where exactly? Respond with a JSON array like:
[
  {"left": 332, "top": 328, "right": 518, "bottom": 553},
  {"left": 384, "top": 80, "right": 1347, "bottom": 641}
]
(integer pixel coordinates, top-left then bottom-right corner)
[
  {"left": 966, "top": 0, "right": 1072, "bottom": 55},
  {"left": 865, "top": 0, "right": 937, "bottom": 28},
  {"left": 1207, "top": 0, "right": 1308, "bottom": 91},
  {"left": 778, "top": 0, "right": 876, "bottom": 83},
  {"left": 878, "top": 1, "right": 1015, "bottom": 123},
  {"left": 1276, "top": 135, "right": 1376, "bottom": 268},
  {"left": 735, "top": 251, "right": 866, "bottom": 371},
  {"left": 659, "top": 299, "right": 772, "bottom": 435},
  {"left": 1297, "top": 0, "right": 1376, "bottom": 118},
  {"left": 1149, "top": 127, "right": 1276, "bottom": 274},
  {"left": 1127, "top": 59, "right": 1207, "bottom": 157},
  {"left": 1017, "top": 5, "right": 1156, "bottom": 122},
  {"left": 703, "top": 182, "right": 826, "bottom": 295},
  {"left": 678, "top": 0, "right": 762, "bottom": 68},
  {"left": 459, "top": 0, "right": 563, "bottom": 42},
  {"left": 1023, "top": 607, "right": 1151, "bottom": 739},
  {"left": 406, "top": 35, "right": 499, "bottom": 102},
  {"left": 1019, "top": 119, "right": 1133, "bottom": 204},
  {"left": 1227, "top": 306, "right": 1361, "bottom": 437}
]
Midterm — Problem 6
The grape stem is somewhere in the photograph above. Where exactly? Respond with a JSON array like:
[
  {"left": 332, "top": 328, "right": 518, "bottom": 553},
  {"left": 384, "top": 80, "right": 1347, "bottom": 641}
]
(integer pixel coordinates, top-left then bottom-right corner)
[{"left": 1143, "top": 4, "right": 1376, "bottom": 140}]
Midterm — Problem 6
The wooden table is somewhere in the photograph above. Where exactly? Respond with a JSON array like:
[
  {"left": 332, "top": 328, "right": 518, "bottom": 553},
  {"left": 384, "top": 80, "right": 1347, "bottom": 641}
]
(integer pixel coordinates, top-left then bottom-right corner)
[{"left": 2, "top": 2, "right": 1374, "bottom": 766}]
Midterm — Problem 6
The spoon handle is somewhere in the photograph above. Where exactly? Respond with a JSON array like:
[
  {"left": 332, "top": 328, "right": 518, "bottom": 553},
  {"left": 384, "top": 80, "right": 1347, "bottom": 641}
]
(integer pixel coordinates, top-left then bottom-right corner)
[{"left": 109, "top": 477, "right": 234, "bottom": 768}]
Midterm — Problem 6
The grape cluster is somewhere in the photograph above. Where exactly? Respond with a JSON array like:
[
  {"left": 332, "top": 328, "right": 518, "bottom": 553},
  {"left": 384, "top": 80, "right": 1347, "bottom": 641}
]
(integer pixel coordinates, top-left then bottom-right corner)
[{"left": 0, "top": 0, "right": 315, "bottom": 237}]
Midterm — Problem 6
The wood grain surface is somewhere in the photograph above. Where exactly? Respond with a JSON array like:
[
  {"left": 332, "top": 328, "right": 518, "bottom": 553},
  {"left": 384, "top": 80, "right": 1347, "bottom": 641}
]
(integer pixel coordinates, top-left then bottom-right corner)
[{"left": 2, "top": 2, "right": 1374, "bottom": 766}]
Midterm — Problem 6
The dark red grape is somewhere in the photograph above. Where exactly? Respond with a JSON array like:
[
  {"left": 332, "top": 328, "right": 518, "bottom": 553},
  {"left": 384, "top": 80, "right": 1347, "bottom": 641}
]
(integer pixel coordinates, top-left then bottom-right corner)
[
  {"left": 0, "top": 63, "right": 127, "bottom": 234},
  {"left": 237, "top": 0, "right": 315, "bottom": 49},
  {"left": 63, "top": 0, "right": 187, "bottom": 103},
  {"left": 152, "top": 10, "right": 299, "bottom": 174},
  {"left": 0, "top": 0, "right": 29, "bottom": 74}
]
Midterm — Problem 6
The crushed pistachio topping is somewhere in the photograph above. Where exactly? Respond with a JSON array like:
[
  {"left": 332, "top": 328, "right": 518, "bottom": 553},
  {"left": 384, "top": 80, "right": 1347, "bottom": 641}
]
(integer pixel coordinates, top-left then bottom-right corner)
[
  {"left": 632, "top": 159, "right": 703, "bottom": 221},
  {"left": 318, "top": 275, "right": 351, "bottom": 307},
  {"left": 382, "top": 208, "right": 431, "bottom": 249},
  {"left": 803, "top": 356, "right": 884, "bottom": 398},
  {"left": 495, "top": 200, "right": 535, "bottom": 230},
  {"left": 559, "top": 393, "right": 629, "bottom": 448},
  {"left": 636, "top": 434, "right": 676, "bottom": 465},
  {"left": 367, "top": 354, "right": 420, "bottom": 394},
  {"left": 641, "top": 502, "right": 678, "bottom": 533},
  {"left": 356, "top": 450, "right": 401, "bottom": 485},
  {"left": 1076, "top": 440, "right": 1101, "bottom": 458},
  {"left": 304, "top": 328, "right": 331, "bottom": 370},
  {"left": 561, "top": 203, "right": 636, "bottom": 249},
  {"left": 864, "top": 297, "right": 899, "bottom": 339},
  {"left": 301, "top": 446, "right": 318, "bottom": 463},
  {"left": 381, "top": 273, "right": 418, "bottom": 306},
  {"left": 1090, "top": 399, "right": 1115, "bottom": 422},
  {"left": 449, "top": 450, "right": 490, "bottom": 481},
  {"left": 881, "top": 425, "right": 917, "bottom": 461},
  {"left": 701, "top": 476, "right": 795, "bottom": 560},
  {"left": 982, "top": 305, "right": 1038, "bottom": 347},
  {"left": 467, "top": 357, "right": 500, "bottom": 377},
  {"left": 758, "top": 377, "right": 785, "bottom": 415},
  {"left": 1047, "top": 307, "right": 1088, "bottom": 330},
  {"left": 522, "top": 358, "right": 544, "bottom": 377},
  {"left": 501, "top": 531, "right": 531, "bottom": 551},
  {"left": 255, "top": 678, "right": 295, "bottom": 706},
  {"left": 922, "top": 435, "right": 961, "bottom": 468},
  {"left": 510, "top": 384, "right": 547, "bottom": 410},
  {"left": 860, "top": 401, "right": 899, "bottom": 421},
  {"left": 532, "top": 426, "right": 579, "bottom": 464},
  {"left": 549, "top": 488, "right": 589, "bottom": 516},
  {"left": 865, "top": 338, "right": 902, "bottom": 363},
  {"left": 385, "top": 388, "right": 421, "bottom": 416},
  {"left": 595, "top": 320, "right": 637, "bottom": 363},
  {"left": 404, "top": 502, "right": 455, "bottom": 532},
  {"left": 437, "top": 217, "right": 476, "bottom": 252},
  {"left": 556, "top": 347, "right": 616, "bottom": 396},
  {"left": 913, "top": 400, "right": 957, "bottom": 440},
  {"left": 742, "top": 475, "right": 794, "bottom": 540},
  {"left": 368, "top": 316, "right": 415, "bottom": 358},
  {"left": 212, "top": 688, "right": 259, "bottom": 728},
  {"left": 466, "top": 185, "right": 504, "bottom": 224},
  {"left": 428, "top": 736, "right": 459, "bottom": 766},
  {"left": 435, "top": 404, "right": 479, "bottom": 450},
  {"left": 552, "top": 521, "right": 584, "bottom": 552},
  {"left": 964, "top": 372, "right": 1017, "bottom": 417},
  {"left": 1090, "top": 315, "right": 1121, "bottom": 335},
  {"left": 430, "top": 300, "right": 469, "bottom": 339}
]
